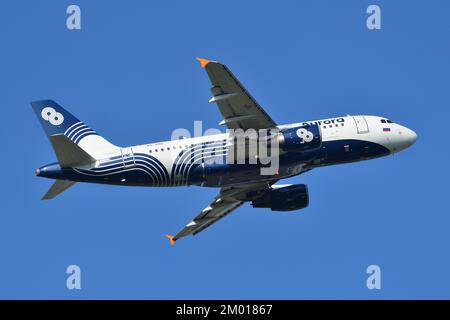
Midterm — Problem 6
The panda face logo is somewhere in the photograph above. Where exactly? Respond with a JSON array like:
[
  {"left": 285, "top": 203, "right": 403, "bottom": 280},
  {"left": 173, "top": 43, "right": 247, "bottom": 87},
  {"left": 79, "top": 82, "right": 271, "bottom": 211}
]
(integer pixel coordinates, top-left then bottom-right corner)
[
  {"left": 296, "top": 128, "right": 314, "bottom": 143},
  {"left": 41, "top": 107, "right": 64, "bottom": 126}
]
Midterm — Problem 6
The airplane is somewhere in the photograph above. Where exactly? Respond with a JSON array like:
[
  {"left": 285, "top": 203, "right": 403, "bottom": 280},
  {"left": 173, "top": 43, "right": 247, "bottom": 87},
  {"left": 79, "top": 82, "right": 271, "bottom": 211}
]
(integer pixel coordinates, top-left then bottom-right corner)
[{"left": 32, "top": 57, "right": 417, "bottom": 245}]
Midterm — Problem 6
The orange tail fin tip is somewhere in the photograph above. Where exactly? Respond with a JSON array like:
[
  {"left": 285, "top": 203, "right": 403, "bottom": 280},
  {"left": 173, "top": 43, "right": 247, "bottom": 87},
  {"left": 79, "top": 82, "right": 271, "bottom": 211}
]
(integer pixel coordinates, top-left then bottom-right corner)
[
  {"left": 195, "top": 57, "right": 211, "bottom": 68},
  {"left": 165, "top": 234, "right": 176, "bottom": 246}
]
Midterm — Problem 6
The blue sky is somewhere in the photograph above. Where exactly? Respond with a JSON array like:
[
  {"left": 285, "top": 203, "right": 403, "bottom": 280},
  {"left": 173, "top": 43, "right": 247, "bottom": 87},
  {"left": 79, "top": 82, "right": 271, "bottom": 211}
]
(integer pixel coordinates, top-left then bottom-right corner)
[{"left": 1, "top": 0, "right": 449, "bottom": 299}]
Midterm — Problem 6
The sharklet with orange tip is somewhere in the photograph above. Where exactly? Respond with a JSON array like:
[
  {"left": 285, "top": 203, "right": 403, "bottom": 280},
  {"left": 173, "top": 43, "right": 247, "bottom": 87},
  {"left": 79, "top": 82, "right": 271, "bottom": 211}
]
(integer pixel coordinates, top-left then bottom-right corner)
[
  {"left": 165, "top": 234, "right": 176, "bottom": 246},
  {"left": 196, "top": 57, "right": 211, "bottom": 68}
]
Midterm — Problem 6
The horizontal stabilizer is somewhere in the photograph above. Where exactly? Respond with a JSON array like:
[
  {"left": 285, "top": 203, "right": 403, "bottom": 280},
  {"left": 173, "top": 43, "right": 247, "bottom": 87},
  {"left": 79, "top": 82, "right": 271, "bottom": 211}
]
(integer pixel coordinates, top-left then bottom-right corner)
[
  {"left": 42, "top": 180, "right": 76, "bottom": 200},
  {"left": 50, "top": 134, "right": 96, "bottom": 167}
]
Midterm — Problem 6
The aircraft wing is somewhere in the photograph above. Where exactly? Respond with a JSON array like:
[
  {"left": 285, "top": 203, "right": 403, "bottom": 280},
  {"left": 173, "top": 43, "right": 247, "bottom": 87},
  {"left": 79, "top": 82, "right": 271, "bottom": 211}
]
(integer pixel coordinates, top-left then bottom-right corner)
[
  {"left": 197, "top": 58, "right": 277, "bottom": 131},
  {"left": 166, "top": 181, "right": 276, "bottom": 245}
]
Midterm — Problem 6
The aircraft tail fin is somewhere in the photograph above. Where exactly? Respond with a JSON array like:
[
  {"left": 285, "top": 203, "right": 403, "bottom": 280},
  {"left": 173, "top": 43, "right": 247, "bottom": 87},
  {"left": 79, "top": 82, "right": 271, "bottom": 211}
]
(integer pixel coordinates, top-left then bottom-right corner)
[
  {"left": 42, "top": 180, "right": 76, "bottom": 200},
  {"left": 31, "top": 100, "right": 120, "bottom": 158}
]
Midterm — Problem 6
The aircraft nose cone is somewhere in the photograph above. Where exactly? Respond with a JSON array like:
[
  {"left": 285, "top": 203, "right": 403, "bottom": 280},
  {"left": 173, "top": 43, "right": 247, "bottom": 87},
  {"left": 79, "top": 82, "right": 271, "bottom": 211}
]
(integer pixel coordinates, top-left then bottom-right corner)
[
  {"left": 386, "top": 125, "right": 417, "bottom": 154},
  {"left": 391, "top": 126, "right": 416, "bottom": 153},
  {"left": 35, "top": 168, "right": 41, "bottom": 176},
  {"left": 403, "top": 127, "right": 417, "bottom": 148}
]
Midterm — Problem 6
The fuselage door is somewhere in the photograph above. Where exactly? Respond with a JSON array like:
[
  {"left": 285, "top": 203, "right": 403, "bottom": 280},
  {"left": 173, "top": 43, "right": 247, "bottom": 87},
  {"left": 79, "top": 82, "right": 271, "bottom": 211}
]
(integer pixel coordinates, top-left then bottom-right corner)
[
  {"left": 121, "top": 147, "right": 135, "bottom": 167},
  {"left": 352, "top": 116, "right": 369, "bottom": 134}
]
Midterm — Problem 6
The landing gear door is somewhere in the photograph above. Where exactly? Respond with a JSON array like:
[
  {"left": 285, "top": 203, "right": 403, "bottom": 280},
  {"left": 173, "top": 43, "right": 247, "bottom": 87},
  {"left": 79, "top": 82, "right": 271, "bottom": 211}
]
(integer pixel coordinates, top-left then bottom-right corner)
[
  {"left": 352, "top": 116, "right": 369, "bottom": 134},
  {"left": 121, "top": 147, "right": 135, "bottom": 167}
]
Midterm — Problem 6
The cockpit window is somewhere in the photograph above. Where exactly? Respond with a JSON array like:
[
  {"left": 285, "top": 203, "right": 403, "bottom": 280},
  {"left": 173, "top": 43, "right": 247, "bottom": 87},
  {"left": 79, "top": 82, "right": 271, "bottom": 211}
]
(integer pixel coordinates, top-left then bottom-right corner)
[
  {"left": 380, "top": 119, "right": 386, "bottom": 123},
  {"left": 386, "top": 119, "right": 394, "bottom": 123}
]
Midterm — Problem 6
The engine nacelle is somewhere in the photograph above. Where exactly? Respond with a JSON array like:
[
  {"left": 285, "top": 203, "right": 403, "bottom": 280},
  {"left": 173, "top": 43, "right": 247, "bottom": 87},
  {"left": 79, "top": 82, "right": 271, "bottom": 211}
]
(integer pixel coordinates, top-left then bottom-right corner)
[
  {"left": 278, "top": 124, "right": 321, "bottom": 152},
  {"left": 251, "top": 184, "right": 309, "bottom": 212}
]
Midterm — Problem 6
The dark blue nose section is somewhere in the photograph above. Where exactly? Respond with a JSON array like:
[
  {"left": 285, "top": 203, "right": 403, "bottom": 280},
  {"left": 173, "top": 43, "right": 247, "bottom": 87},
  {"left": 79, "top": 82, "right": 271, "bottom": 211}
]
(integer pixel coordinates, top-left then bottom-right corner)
[{"left": 36, "top": 163, "right": 63, "bottom": 179}]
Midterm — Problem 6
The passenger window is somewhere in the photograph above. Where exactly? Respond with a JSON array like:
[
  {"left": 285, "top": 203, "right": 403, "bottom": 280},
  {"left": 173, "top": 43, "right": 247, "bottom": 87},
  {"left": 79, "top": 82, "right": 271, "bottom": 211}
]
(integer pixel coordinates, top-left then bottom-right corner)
[{"left": 149, "top": 150, "right": 152, "bottom": 153}]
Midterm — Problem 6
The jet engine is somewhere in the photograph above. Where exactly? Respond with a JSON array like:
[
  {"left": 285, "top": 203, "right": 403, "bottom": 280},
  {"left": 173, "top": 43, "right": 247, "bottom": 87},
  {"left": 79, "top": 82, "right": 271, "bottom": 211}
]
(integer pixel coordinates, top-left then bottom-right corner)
[
  {"left": 278, "top": 124, "right": 321, "bottom": 152},
  {"left": 251, "top": 184, "right": 309, "bottom": 212}
]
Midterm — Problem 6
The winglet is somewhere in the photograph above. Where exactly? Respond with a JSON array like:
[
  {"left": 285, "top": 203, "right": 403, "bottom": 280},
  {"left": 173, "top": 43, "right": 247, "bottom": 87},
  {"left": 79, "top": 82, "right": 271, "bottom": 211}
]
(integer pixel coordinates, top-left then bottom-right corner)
[
  {"left": 165, "top": 234, "right": 176, "bottom": 246},
  {"left": 195, "top": 57, "right": 211, "bottom": 68}
]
